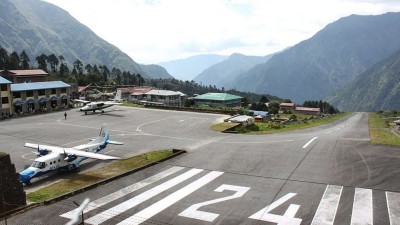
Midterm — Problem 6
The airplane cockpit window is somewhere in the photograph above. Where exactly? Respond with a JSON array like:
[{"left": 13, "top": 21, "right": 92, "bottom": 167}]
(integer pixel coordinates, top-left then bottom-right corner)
[{"left": 31, "top": 161, "right": 46, "bottom": 169}]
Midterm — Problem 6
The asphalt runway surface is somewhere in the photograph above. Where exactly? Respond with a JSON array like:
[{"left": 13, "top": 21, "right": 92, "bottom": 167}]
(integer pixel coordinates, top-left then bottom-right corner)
[{"left": 4, "top": 108, "right": 400, "bottom": 225}]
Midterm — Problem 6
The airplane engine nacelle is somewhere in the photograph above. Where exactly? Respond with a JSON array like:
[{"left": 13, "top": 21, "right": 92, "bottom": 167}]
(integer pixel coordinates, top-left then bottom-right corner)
[
  {"left": 36, "top": 149, "right": 49, "bottom": 157},
  {"left": 64, "top": 154, "right": 78, "bottom": 162}
]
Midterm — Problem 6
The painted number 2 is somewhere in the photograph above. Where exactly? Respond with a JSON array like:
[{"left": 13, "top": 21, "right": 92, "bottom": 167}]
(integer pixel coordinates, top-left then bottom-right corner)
[
  {"left": 179, "top": 184, "right": 250, "bottom": 222},
  {"left": 249, "top": 193, "right": 302, "bottom": 225}
]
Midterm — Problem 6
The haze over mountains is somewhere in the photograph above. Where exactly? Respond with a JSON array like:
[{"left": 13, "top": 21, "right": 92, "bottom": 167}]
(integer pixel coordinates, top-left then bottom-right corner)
[
  {"left": 158, "top": 54, "right": 228, "bottom": 81},
  {"left": 0, "top": 0, "right": 172, "bottom": 79},
  {"left": 2, "top": 0, "right": 400, "bottom": 111}
]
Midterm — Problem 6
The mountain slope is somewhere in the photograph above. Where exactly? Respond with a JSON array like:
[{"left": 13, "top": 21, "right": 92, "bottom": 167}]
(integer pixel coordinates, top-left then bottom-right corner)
[
  {"left": 0, "top": 0, "right": 171, "bottom": 79},
  {"left": 158, "top": 54, "right": 228, "bottom": 81},
  {"left": 193, "top": 53, "right": 271, "bottom": 88},
  {"left": 231, "top": 12, "right": 400, "bottom": 103},
  {"left": 326, "top": 49, "right": 400, "bottom": 112}
]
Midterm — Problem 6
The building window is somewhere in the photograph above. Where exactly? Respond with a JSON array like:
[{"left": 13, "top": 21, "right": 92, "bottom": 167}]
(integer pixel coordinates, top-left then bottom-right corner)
[
  {"left": 1, "top": 97, "right": 8, "bottom": 104},
  {"left": 61, "top": 88, "right": 66, "bottom": 93},
  {"left": 38, "top": 89, "right": 45, "bottom": 96},
  {"left": 0, "top": 84, "right": 7, "bottom": 91},
  {"left": 51, "top": 88, "right": 56, "bottom": 94},
  {"left": 13, "top": 92, "right": 21, "bottom": 98},
  {"left": 26, "top": 90, "right": 33, "bottom": 97}
]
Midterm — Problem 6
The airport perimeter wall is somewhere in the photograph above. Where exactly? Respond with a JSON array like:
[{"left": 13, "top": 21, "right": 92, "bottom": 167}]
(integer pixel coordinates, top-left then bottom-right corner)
[{"left": 0, "top": 152, "right": 26, "bottom": 215}]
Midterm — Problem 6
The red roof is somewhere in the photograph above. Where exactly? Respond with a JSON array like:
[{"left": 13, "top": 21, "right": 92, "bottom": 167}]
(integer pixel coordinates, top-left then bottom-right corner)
[
  {"left": 295, "top": 107, "right": 320, "bottom": 112},
  {"left": 129, "top": 86, "right": 156, "bottom": 95},
  {"left": 78, "top": 86, "right": 90, "bottom": 92},
  {"left": 1, "top": 69, "right": 47, "bottom": 76},
  {"left": 280, "top": 103, "right": 295, "bottom": 107}
]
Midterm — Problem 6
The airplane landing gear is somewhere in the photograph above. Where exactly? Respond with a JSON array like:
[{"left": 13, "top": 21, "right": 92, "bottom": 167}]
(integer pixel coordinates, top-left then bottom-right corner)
[{"left": 101, "top": 110, "right": 104, "bottom": 113}]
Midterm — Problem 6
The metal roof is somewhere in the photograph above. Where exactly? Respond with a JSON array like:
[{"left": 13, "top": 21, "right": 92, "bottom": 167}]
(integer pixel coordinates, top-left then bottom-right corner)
[
  {"left": 11, "top": 81, "right": 70, "bottom": 92},
  {"left": 194, "top": 93, "right": 242, "bottom": 101},
  {"left": 0, "top": 76, "right": 11, "bottom": 84},
  {"left": 146, "top": 90, "right": 185, "bottom": 96}
]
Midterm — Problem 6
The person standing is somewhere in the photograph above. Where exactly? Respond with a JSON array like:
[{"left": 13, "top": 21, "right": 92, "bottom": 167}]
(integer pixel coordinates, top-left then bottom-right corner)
[{"left": 64, "top": 112, "right": 67, "bottom": 120}]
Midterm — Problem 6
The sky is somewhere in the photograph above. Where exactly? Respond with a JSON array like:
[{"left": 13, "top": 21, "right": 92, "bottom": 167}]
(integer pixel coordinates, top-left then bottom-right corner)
[{"left": 43, "top": 0, "right": 400, "bottom": 64}]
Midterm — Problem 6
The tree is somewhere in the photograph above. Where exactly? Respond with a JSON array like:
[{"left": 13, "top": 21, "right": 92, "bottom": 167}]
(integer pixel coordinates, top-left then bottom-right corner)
[
  {"left": 35, "top": 54, "right": 48, "bottom": 72},
  {"left": 268, "top": 101, "right": 280, "bottom": 114},
  {"left": 85, "top": 64, "right": 93, "bottom": 74},
  {"left": 8, "top": 51, "right": 20, "bottom": 69},
  {"left": 47, "top": 54, "right": 59, "bottom": 73},
  {"left": 20, "top": 50, "right": 30, "bottom": 69},
  {"left": 259, "top": 95, "right": 269, "bottom": 103},
  {"left": 0, "top": 47, "right": 8, "bottom": 69},
  {"left": 73, "top": 59, "right": 83, "bottom": 75}
]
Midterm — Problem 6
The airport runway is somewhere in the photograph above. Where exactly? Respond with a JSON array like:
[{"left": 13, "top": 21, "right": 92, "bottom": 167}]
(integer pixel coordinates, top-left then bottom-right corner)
[{"left": 5, "top": 108, "right": 400, "bottom": 224}]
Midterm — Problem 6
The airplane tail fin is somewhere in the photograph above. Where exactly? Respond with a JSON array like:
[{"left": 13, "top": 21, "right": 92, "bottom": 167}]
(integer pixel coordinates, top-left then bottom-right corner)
[
  {"left": 115, "top": 90, "right": 122, "bottom": 102},
  {"left": 94, "top": 124, "right": 109, "bottom": 144}
]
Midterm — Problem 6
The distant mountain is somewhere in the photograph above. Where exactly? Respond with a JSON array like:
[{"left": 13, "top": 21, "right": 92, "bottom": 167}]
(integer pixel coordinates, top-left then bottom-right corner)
[
  {"left": 158, "top": 54, "right": 228, "bottom": 81},
  {"left": 139, "top": 64, "right": 172, "bottom": 79},
  {"left": 193, "top": 53, "right": 272, "bottom": 88},
  {"left": 0, "top": 0, "right": 172, "bottom": 79},
  {"left": 326, "top": 49, "right": 400, "bottom": 112},
  {"left": 231, "top": 12, "right": 400, "bottom": 103}
]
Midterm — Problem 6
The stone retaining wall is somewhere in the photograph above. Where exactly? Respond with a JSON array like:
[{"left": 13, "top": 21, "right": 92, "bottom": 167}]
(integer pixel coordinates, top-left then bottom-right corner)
[{"left": 0, "top": 152, "right": 26, "bottom": 215}]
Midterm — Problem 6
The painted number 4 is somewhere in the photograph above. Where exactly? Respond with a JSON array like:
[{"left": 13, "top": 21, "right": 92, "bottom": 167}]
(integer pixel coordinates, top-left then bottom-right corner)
[{"left": 249, "top": 193, "right": 302, "bottom": 225}]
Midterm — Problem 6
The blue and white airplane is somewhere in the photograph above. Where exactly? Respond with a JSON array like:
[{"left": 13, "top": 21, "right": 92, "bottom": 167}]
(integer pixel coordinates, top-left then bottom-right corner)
[{"left": 19, "top": 124, "right": 123, "bottom": 185}]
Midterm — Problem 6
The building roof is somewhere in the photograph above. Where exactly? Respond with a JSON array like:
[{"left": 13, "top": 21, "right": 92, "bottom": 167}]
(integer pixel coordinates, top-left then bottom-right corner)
[
  {"left": 130, "top": 86, "right": 156, "bottom": 95},
  {"left": 0, "top": 69, "right": 47, "bottom": 76},
  {"left": 145, "top": 90, "right": 186, "bottom": 96},
  {"left": 295, "top": 107, "right": 320, "bottom": 112},
  {"left": 194, "top": 93, "right": 242, "bottom": 101},
  {"left": 78, "top": 86, "right": 91, "bottom": 93},
  {"left": 11, "top": 81, "right": 70, "bottom": 92},
  {"left": 249, "top": 110, "right": 269, "bottom": 116},
  {"left": 227, "top": 115, "right": 254, "bottom": 123},
  {"left": 0, "top": 76, "right": 11, "bottom": 84},
  {"left": 280, "top": 103, "right": 295, "bottom": 107}
]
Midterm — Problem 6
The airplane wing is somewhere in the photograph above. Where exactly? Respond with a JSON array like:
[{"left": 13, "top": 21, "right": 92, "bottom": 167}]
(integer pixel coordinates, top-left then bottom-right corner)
[
  {"left": 104, "top": 102, "right": 123, "bottom": 105},
  {"left": 24, "top": 143, "right": 120, "bottom": 160},
  {"left": 73, "top": 99, "right": 91, "bottom": 104}
]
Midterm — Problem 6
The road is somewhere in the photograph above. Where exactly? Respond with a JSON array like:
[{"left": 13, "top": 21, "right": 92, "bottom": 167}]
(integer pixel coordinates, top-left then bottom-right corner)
[{"left": 4, "top": 108, "right": 400, "bottom": 225}]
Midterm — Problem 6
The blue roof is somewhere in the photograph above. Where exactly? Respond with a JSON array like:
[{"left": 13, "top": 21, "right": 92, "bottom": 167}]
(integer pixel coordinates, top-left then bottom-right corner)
[
  {"left": 11, "top": 81, "right": 70, "bottom": 92},
  {"left": 0, "top": 76, "right": 11, "bottom": 84},
  {"left": 249, "top": 110, "right": 269, "bottom": 116}
]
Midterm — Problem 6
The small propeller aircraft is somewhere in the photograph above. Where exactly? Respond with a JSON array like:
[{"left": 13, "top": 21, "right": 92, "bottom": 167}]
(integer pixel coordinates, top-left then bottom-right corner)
[
  {"left": 19, "top": 124, "right": 123, "bottom": 185},
  {"left": 79, "top": 101, "right": 122, "bottom": 115}
]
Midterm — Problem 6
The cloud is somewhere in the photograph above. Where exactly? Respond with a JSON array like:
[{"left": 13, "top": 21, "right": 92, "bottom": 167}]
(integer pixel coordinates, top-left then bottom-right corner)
[{"left": 44, "top": 0, "right": 400, "bottom": 64}]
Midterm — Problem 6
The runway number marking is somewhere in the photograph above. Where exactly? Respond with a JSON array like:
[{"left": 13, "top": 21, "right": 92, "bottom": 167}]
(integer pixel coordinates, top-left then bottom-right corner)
[
  {"left": 179, "top": 184, "right": 250, "bottom": 222},
  {"left": 60, "top": 167, "right": 400, "bottom": 224},
  {"left": 249, "top": 193, "right": 302, "bottom": 225}
]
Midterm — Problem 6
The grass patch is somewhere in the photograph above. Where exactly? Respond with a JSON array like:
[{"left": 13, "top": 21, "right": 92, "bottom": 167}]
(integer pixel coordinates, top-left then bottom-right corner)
[
  {"left": 369, "top": 112, "right": 400, "bottom": 146},
  {"left": 234, "top": 113, "right": 349, "bottom": 134},
  {"left": 211, "top": 122, "right": 240, "bottom": 132},
  {"left": 27, "top": 150, "right": 174, "bottom": 202},
  {"left": 122, "top": 102, "right": 144, "bottom": 108}
]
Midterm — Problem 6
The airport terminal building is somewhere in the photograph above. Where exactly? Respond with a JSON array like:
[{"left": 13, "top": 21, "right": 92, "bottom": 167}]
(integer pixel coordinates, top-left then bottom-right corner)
[{"left": 0, "top": 70, "right": 71, "bottom": 116}]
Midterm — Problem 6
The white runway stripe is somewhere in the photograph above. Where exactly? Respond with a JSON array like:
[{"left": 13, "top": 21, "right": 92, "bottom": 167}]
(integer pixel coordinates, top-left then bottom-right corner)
[
  {"left": 60, "top": 166, "right": 184, "bottom": 219},
  {"left": 386, "top": 191, "right": 400, "bottom": 225},
  {"left": 117, "top": 171, "right": 224, "bottom": 225},
  {"left": 311, "top": 185, "right": 343, "bottom": 225},
  {"left": 85, "top": 168, "right": 204, "bottom": 225},
  {"left": 303, "top": 137, "right": 318, "bottom": 148},
  {"left": 351, "top": 188, "right": 373, "bottom": 225}
]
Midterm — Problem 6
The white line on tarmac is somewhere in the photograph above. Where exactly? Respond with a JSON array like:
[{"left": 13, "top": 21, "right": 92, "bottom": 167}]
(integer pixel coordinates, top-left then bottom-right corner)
[
  {"left": 303, "top": 137, "right": 318, "bottom": 148},
  {"left": 311, "top": 185, "right": 342, "bottom": 225},
  {"left": 85, "top": 168, "right": 204, "bottom": 225},
  {"left": 60, "top": 166, "right": 184, "bottom": 219},
  {"left": 386, "top": 191, "right": 400, "bottom": 225},
  {"left": 117, "top": 171, "right": 224, "bottom": 225},
  {"left": 324, "top": 131, "right": 333, "bottom": 134},
  {"left": 351, "top": 188, "right": 373, "bottom": 225}
]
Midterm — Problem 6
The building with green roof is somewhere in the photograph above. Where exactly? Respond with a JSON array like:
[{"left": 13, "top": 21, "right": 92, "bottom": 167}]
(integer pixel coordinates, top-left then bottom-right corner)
[{"left": 194, "top": 92, "right": 242, "bottom": 107}]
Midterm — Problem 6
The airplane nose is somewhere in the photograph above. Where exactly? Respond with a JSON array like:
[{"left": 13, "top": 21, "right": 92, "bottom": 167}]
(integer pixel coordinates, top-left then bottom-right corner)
[{"left": 19, "top": 169, "right": 35, "bottom": 184}]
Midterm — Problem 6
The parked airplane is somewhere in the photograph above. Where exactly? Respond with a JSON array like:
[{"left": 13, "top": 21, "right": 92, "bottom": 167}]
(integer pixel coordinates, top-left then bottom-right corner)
[
  {"left": 19, "top": 124, "right": 123, "bottom": 185},
  {"left": 79, "top": 101, "right": 122, "bottom": 114},
  {"left": 109, "top": 90, "right": 123, "bottom": 103}
]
